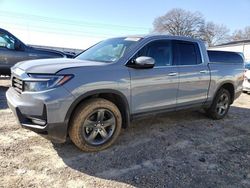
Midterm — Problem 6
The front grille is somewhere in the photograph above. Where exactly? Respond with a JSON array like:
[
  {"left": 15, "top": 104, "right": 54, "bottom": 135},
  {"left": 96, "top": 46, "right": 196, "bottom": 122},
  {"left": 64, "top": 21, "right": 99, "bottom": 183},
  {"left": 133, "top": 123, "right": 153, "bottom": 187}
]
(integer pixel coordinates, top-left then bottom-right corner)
[{"left": 12, "top": 77, "right": 23, "bottom": 94}]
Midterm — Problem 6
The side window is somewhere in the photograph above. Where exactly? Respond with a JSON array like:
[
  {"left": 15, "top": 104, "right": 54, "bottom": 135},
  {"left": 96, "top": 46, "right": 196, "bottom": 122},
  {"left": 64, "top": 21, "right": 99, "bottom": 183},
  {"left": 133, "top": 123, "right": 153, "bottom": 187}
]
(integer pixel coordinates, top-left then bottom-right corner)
[
  {"left": 208, "top": 51, "right": 244, "bottom": 64},
  {"left": 174, "top": 41, "right": 202, "bottom": 65},
  {"left": 133, "top": 40, "right": 172, "bottom": 67},
  {"left": 0, "top": 33, "right": 15, "bottom": 50}
]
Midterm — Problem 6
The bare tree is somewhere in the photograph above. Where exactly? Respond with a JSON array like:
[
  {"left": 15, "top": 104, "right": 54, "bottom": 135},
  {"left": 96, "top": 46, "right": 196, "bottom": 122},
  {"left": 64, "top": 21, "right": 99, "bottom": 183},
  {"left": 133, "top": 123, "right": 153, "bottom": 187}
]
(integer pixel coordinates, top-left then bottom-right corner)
[
  {"left": 200, "top": 22, "right": 230, "bottom": 46},
  {"left": 152, "top": 9, "right": 232, "bottom": 46},
  {"left": 232, "top": 26, "right": 250, "bottom": 41},
  {"left": 153, "top": 8, "right": 205, "bottom": 38}
]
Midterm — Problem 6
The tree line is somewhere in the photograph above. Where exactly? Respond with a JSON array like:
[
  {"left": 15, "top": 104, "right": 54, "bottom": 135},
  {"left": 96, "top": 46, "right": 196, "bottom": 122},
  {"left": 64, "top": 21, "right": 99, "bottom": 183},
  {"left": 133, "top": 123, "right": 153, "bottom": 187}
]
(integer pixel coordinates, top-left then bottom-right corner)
[{"left": 153, "top": 8, "right": 250, "bottom": 47}]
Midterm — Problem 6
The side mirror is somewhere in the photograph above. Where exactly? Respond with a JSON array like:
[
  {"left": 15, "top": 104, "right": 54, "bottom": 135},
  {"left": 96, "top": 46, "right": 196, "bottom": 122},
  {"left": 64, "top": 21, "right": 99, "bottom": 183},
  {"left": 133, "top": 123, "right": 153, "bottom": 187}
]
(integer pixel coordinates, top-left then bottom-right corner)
[{"left": 129, "top": 56, "right": 155, "bottom": 69}]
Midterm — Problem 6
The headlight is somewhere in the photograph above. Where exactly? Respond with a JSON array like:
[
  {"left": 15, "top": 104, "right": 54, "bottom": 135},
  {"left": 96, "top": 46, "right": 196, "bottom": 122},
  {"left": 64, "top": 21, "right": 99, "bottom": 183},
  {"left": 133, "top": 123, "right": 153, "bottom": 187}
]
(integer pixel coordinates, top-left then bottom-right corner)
[{"left": 23, "top": 74, "right": 73, "bottom": 92}]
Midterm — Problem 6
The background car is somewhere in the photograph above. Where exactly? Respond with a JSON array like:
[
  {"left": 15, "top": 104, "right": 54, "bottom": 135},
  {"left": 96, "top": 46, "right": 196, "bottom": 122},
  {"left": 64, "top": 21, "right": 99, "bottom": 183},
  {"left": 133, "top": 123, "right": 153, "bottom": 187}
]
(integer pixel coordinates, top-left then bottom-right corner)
[
  {"left": 243, "top": 62, "right": 250, "bottom": 93},
  {"left": 0, "top": 28, "right": 67, "bottom": 75}
]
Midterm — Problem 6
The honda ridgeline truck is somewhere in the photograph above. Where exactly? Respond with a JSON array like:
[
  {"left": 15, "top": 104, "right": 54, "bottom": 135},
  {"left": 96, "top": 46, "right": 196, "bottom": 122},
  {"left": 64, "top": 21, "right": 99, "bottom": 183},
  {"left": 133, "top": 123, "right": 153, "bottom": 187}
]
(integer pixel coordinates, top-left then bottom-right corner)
[{"left": 6, "top": 35, "right": 244, "bottom": 152}]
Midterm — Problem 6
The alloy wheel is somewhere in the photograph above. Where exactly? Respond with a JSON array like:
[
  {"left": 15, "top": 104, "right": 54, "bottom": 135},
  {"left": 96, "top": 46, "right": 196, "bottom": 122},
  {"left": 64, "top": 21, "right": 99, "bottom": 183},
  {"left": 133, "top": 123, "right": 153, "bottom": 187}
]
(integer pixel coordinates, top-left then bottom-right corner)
[
  {"left": 82, "top": 108, "right": 116, "bottom": 146},
  {"left": 216, "top": 93, "right": 229, "bottom": 116}
]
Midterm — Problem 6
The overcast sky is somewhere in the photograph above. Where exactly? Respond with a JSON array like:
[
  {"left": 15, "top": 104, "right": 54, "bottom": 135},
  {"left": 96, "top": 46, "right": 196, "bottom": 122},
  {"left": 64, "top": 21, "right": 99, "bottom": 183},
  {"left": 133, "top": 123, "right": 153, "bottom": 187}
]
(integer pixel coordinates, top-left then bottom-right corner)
[{"left": 0, "top": 0, "right": 249, "bottom": 49}]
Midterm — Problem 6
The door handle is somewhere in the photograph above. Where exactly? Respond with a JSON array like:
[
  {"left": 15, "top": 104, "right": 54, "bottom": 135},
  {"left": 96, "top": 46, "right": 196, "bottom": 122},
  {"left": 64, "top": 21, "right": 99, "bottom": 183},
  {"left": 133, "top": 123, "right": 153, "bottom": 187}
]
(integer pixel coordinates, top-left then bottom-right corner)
[
  {"left": 168, "top": 72, "right": 178, "bottom": 76},
  {"left": 28, "top": 54, "right": 38, "bottom": 57},
  {"left": 200, "top": 70, "right": 209, "bottom": 74}
]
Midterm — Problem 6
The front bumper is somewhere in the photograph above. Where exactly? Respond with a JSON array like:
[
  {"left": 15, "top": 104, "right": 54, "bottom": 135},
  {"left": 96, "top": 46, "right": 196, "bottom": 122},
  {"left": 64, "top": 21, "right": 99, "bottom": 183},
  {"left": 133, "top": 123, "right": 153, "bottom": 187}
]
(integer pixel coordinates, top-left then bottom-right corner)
[{"left": 6, "top": 86, "right": 75, "bottom": 143}]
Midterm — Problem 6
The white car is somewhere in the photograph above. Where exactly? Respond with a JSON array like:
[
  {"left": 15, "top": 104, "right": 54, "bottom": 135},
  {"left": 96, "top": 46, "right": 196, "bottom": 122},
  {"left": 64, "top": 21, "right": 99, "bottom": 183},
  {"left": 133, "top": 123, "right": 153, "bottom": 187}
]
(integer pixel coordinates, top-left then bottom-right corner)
[{"left": 243, "top": 63, "right": 250, "bottom": 93}]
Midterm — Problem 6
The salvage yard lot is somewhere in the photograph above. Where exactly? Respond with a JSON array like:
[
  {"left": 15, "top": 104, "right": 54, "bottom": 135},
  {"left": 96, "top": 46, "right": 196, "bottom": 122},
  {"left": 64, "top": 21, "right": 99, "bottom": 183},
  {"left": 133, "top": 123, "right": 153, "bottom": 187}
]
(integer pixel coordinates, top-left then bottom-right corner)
[{"left": 0, "top": 78, "right": 250, "bottom": 188}]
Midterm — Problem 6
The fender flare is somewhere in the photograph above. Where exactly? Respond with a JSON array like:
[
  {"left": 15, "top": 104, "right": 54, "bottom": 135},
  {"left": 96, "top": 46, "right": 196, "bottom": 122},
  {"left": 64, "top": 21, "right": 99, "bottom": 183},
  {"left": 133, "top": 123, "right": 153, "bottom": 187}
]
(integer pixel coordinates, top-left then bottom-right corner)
[{"left": 64, "top": 89, "right": 131, "bottom": 130}]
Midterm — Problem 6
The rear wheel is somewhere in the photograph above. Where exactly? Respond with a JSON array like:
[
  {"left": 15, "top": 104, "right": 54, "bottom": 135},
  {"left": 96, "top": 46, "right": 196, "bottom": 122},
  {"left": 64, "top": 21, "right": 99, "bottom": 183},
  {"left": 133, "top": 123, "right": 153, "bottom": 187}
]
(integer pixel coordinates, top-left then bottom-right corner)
[
  {"left": 69, "top": 98, "right": 122, "bottom": 152},
  {"left": 206, "top": 88, "right": 231, "bottom": 120}
]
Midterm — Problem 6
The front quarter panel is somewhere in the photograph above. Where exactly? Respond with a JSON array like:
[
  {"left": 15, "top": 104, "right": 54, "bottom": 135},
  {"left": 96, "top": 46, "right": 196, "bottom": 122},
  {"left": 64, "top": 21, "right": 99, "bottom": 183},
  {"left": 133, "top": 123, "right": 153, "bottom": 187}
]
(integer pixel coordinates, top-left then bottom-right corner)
[{"left": 57, "top": 63, "right": 131, "bottom": 112}]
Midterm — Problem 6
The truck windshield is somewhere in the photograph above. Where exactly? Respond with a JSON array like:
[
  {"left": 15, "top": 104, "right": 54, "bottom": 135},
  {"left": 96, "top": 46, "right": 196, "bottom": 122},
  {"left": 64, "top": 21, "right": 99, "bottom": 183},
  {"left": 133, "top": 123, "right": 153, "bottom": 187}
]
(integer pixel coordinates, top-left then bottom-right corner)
[{"left": 76, "top": 37, "right": 141, "bottom": 63}]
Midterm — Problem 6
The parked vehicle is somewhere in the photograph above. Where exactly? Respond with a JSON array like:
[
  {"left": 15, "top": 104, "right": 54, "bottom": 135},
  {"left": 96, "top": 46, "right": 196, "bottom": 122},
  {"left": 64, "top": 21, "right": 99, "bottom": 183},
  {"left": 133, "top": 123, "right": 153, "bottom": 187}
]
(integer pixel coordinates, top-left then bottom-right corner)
[
  {"left": 6, "top": 35, "right": 244, "bottom": 152},
  {"left": 243, "top": 63, "right": 250, "bottom": 93},
  {"left": 0, "top": 28, "right": 66, "bottom": 75}
]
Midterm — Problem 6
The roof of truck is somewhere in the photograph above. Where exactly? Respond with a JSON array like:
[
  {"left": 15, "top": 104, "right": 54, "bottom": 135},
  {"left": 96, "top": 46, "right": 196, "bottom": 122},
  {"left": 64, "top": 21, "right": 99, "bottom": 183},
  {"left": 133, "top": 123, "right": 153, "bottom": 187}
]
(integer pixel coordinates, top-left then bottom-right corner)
[{"left": 122, "top": 34, "right": 203, "bottom": 43}]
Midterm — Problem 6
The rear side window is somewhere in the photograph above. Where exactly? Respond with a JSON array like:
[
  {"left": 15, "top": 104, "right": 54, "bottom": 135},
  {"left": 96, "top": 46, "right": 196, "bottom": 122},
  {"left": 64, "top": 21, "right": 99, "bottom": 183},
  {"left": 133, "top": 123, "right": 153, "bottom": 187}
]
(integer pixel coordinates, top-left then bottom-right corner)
[
  {"left": 173, "top": 41, "right": 202, "bottom": 65},
  {"left": 208, "top": 51, "right": 244, "bottom": 64}
]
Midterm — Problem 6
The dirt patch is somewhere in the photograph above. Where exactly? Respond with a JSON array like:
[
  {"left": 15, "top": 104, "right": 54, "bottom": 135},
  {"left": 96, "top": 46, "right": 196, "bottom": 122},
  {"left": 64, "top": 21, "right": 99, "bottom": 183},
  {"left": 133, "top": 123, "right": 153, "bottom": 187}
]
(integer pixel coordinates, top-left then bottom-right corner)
[{"left": 0, "top": 79, "right": 250, "bottom": 188}]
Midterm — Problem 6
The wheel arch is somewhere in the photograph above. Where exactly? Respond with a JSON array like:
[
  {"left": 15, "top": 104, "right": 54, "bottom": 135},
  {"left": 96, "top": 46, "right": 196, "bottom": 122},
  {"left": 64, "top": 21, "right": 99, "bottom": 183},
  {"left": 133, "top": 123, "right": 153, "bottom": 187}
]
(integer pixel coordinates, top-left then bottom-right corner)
[
  {"left": 65, "top": 89, "right": 131, "bottom": 131},
  {"left": 215, "top": 81, "right": 235, "bottom": 104}
]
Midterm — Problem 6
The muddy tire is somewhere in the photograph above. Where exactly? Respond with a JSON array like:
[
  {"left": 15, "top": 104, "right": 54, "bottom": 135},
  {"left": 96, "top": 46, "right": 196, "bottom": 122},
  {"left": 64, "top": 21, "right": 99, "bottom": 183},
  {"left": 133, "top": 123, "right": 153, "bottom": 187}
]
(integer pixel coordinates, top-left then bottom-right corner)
[
  {"left": 206, "top": 88, "right": 231, "bottom": 120},
  {"left": 69, "top": 98, "right": 122, "bottom": 152}
]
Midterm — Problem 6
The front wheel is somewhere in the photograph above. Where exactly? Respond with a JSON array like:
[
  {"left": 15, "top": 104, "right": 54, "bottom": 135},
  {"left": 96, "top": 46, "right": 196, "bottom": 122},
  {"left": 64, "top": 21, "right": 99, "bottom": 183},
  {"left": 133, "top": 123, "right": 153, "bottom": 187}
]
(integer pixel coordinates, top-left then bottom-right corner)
[
  {"left": 206, "top": 88, "right": 231, "bottom": 120},
  {"left": 69, "top": 98, "right": 122, "bottom": 152}
]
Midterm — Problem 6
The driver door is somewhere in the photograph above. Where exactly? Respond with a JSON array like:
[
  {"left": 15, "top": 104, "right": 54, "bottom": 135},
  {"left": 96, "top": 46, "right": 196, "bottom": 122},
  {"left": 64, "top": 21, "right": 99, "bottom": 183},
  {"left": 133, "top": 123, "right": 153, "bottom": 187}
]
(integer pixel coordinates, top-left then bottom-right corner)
[{"left": 128, "top": 40, "right": 179, "bottom": 114}]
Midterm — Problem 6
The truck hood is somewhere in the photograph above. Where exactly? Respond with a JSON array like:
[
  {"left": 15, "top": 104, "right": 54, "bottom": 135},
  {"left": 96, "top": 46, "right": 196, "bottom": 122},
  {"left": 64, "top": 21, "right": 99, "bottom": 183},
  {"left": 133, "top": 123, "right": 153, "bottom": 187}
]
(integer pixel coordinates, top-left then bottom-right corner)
[{"left": 13, "top": 58, "right": 108, "bottom": 74}]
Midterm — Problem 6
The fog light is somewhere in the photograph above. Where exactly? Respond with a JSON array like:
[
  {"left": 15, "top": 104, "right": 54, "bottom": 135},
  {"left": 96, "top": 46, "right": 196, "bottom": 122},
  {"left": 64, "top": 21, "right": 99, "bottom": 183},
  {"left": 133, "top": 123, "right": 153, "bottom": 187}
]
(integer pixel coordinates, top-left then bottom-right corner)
[{"left": 30, "top": 118, "right": 46, "bottom": 126}]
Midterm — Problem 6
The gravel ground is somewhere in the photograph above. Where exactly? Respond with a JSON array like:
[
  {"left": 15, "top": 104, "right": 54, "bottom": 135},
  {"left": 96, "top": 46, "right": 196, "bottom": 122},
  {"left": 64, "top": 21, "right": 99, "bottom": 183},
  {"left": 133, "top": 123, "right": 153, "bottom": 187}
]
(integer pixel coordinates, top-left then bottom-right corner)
[{"left": 0, "top": 79, "right": 250, "bottom": 188}]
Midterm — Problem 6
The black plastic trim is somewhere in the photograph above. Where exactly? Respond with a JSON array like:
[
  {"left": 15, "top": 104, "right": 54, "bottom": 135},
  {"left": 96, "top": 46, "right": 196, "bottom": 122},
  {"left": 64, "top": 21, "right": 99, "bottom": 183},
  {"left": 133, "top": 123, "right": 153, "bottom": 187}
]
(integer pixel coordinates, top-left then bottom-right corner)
[{"left": 64, "top": 89, "right": 131, "bottom": 130}]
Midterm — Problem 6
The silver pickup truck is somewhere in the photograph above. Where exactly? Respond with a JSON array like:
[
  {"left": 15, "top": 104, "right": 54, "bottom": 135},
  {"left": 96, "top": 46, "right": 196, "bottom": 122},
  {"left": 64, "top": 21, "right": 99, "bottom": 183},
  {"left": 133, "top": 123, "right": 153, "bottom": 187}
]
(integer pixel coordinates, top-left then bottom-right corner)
[{"left": 6, "top": 35, "right": 244, "bottom": 152}]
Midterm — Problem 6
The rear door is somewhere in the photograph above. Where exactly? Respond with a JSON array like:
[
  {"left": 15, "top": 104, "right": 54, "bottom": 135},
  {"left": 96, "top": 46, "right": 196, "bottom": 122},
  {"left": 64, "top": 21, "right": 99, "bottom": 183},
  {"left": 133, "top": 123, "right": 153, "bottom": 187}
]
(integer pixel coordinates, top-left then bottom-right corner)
[{"left": 173, "top": 40, "right": 210, "bottom": 107}]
